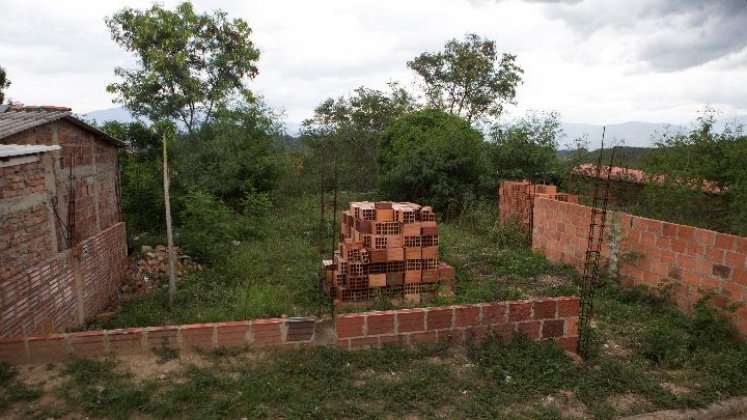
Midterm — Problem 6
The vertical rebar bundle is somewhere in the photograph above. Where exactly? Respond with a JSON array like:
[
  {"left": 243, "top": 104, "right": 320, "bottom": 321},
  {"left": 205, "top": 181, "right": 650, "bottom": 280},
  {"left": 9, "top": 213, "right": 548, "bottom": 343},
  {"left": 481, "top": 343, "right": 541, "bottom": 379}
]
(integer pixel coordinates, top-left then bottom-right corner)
[{"left": 577, "top": 129, "right": 616, "bottom": 358}]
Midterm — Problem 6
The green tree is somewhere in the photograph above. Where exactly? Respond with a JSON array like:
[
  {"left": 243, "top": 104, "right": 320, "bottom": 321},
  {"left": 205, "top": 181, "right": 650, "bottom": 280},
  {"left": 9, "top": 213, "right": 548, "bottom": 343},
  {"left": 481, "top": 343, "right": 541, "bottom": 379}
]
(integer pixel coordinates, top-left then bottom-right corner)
[
  {"left": 0, "top": 66, "right": 10, "bottom": 104},
  {"left": 641, "top": 109, "right": 747, "bottom": 235},
  {"left": 408, "top": 33, "right": 523, "bottom": 124},
  {"left": 173, "top": 103, "right": 282, "bottom": 208},
  {"left": 106, "top": 1, "right": 260, "bottom": 133},
  {"left": 100, "top": 120, "right": 166, "bottom": 233},
  {"left": 378, "top": 109, "right": 487, "bottom": 214},
  {"left": 489, "top": 111, "right": 563, "bottom": 182},
  {"left": 301, "top": 83, "right": 416, "bottom": 191}
]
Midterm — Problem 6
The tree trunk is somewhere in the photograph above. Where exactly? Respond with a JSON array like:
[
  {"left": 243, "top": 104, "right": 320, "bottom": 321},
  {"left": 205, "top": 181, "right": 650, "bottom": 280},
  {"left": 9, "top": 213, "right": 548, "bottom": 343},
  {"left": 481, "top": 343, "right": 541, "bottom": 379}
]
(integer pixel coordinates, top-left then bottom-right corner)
[{"left": 162, "top": 134, "right": 178, "bottom": 307}]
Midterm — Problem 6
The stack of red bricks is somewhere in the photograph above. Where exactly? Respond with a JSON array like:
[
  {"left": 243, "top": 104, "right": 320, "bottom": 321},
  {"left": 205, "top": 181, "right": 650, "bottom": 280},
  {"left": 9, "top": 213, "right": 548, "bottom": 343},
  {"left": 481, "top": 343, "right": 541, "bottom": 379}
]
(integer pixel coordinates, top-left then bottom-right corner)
[{"left": 323, "top": 201, "right": 455, "bottom": 306}]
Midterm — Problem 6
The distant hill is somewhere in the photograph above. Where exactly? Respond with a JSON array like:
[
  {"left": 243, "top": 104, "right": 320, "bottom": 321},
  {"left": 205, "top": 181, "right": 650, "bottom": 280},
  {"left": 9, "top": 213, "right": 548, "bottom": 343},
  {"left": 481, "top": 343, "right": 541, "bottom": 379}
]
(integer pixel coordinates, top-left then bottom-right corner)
[
  {"left": 81, "top": 106, "right": 303, "bottom": 135},
  {"left": 560, "top": 121, "right": 684, "bottom": 148},
  {"left": 81, "top": 107, "right": 144, "bottom": 125},
  {"left": 80, "top": 106, "right": 745, "bottom": 143}
]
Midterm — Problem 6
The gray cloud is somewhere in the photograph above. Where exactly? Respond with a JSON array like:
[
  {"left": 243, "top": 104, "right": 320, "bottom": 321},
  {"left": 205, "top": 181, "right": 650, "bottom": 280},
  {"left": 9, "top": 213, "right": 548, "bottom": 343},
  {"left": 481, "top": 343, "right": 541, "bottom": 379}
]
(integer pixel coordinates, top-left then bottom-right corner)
[{"left": 542, "top": 0, "right": 747, "bottom": 71}]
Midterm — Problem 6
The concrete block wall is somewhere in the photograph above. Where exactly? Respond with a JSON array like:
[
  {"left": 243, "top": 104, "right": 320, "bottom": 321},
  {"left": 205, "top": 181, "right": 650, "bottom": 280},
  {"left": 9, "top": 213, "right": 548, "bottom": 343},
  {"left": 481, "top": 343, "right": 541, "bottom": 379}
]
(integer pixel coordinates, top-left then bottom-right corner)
[
  {"left": 0, "top": 317, "right": 316, "bottom": 364},
  {"left": 335, "top": 297, "right": 580, "bottom": 352},
  {"left": 517, "top": 188, "right": 747, "bottom": 339}
]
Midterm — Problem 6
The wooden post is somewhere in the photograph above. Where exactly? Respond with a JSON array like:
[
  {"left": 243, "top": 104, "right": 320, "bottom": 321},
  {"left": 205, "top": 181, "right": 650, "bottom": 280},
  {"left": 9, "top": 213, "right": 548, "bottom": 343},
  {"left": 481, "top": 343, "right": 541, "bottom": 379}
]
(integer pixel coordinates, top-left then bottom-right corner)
[
  {"left": 319, "top": 139, "right": 326, "bottom": 255},
  {"left": 162, "top": 134, "right": 177, "bottom": 307}
]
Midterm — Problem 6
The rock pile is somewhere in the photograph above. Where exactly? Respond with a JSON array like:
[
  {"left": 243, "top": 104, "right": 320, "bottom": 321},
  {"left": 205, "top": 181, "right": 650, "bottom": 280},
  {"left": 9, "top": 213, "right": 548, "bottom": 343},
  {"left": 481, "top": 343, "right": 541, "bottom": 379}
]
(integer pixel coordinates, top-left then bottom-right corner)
[{"left": 121, "top": 245, "right": 202, "bottom": 295}]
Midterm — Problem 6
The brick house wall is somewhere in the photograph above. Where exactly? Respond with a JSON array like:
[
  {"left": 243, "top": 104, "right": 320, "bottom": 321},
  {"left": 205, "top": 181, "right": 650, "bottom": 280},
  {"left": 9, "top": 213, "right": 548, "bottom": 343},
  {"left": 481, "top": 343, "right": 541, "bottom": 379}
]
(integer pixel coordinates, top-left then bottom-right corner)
[
  {"left": 1, "top": 119, "right": 127, "bottom": 337},
  {"left": 2, "top": 119, "right": 122, "bottom": 249}
]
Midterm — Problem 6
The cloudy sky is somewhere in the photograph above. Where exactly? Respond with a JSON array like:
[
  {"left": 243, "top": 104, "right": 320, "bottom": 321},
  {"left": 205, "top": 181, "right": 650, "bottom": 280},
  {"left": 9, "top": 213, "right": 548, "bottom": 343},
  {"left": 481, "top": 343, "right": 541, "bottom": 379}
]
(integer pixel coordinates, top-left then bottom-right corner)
[{"left": 2, "top": 0, "right": 746, "bottom": 132}]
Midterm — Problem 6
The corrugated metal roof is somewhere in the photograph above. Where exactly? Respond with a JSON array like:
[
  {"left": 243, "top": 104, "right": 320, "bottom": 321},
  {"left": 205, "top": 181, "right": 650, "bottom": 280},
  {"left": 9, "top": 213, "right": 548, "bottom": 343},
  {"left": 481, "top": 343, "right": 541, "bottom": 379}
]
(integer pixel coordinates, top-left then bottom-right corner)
[
  {"left": 0, "top": 143, "right": 61, "bottom": 158},
  {"left": 0, "top": 105, "right": 124, "bottom": 147}
]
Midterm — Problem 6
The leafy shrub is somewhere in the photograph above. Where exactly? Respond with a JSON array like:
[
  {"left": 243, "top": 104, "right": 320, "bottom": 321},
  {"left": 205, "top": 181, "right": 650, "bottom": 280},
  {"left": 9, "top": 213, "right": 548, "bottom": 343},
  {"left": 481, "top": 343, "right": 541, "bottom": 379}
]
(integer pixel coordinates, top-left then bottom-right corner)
[
  {"left": 641, "top": 320, "right": 690, "bottom": 368},
  {"left": 378, "top": 109, "right": 488, "bottom": 215},
  {"left": 493, "top": 217, "right": 530, "bottom": 249},
  {"left": 689, "top": 297, "right": 737, "bottom": 350},
  {"left": 455, "top": 197, "right": 498, "bottom": 234},
  {"left": 176, "top": 191, "right": 248, "bottom": 263}
]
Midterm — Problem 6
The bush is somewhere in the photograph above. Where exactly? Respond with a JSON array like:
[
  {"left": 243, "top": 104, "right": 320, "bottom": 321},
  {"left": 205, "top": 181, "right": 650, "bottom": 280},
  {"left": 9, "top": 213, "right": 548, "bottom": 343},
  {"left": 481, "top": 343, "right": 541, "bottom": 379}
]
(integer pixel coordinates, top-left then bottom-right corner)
[
  {"left": 493, "top": 217, "right": 529, "bottom": 249},
  {"left": 641, "top": 320, "right": 690, "bottom": 368},
  {"left": 378, "top": 109, "right": 487, "bottom": 215},
  {"left": 176, "top": 191, "right": 250, "bottom": 263}
]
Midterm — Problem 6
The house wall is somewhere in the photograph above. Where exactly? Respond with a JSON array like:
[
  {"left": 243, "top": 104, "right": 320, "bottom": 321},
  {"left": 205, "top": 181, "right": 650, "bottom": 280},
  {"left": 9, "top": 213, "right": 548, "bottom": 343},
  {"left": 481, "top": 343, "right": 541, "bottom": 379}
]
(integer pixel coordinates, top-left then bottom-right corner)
[
  {"left": 1, "top": 119, "right": 122, "bottom": 250},
  {"left": 1, "top": 154, "right": 59, "bottom": 284},
  {"left": 1, "top": 121, "right": 127, "bottom": 337}
]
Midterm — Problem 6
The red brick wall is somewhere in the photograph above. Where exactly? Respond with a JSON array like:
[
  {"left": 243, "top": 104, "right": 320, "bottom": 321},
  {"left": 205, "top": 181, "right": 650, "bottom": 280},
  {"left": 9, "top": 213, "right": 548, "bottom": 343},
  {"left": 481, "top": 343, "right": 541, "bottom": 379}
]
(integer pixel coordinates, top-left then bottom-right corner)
[
  {"left": 0, "top": 317, "right": 316, "bottom": 364},
  {"left": 0, "top": 223, "right": 127, "bottom": 337},
  {"left": 2, "top": 120, "right": 127, "bottom": 337},
  {"left": 335, "top": 297, "right": 580, "bottom": 352},
  {"left": 2, "top": 120, "right": 122, "bottom": 250},
  {"left": 1, "top": 157, "right": 57, "bottom": 285},
  {"left": 530, "top": 196, "right": 747, "bottom": 339}
]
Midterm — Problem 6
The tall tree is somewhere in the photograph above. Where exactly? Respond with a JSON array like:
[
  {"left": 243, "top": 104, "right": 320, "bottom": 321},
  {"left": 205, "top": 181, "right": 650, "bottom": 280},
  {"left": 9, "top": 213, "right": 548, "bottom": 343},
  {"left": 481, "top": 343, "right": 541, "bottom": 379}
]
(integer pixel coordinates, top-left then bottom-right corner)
[
  {"left": 408, "top": 33, "right": 523, "bottom": 124},
  {"left": 301, "top": 83, "right": 416, "bottom": 191},
  {"left": 0, "top": 66, "right": 10, "bottom": 104},
  {"left": 489, "top": 111, "right": 563, "bottom": 181},
  {"left": 106, "top": 1, "right": 260, "bottom": 133}
]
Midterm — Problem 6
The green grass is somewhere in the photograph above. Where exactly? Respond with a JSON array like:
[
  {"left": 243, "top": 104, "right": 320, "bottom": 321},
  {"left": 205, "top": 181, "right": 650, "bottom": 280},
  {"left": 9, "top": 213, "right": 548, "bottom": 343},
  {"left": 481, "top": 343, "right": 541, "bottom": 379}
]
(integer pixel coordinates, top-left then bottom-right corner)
[
  {"left": 9, "top": 309, "right": 747, "bottom": 419},
  {"left": 97, "top": 193, "right": 365, "bottom": 328},
  {"left": 55, "top": 288, "right": 747, "bottom": 418},
  {"left": 101, "top": 193, "right": 580, "bottom": 327},
  {"left": 0, "top": 362, "right": 41, "bottom": 411}
]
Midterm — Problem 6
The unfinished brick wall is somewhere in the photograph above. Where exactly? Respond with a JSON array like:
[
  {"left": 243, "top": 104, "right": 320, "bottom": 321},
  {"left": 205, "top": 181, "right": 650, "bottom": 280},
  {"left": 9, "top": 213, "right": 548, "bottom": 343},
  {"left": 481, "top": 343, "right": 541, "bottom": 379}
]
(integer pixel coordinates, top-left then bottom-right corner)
[
  {"left": 0, "top": 223, "right": 127, "bottom": 337},
  {"left": 0, "top": 317, "right": 316, "bottom": 364},
  {"left": 2, "top": 119, "right": 122, "bottom": 250},
  {"left": 2, "top": 119, "right": 127, "bottom": 337},
  {"left": 498, "top": 180, "right": 747, "bottom": 340},
  {"left": 1, "top": 155, "right": 58, "bottom": 284},
  {"left": 335, "top": 297, "right": 580, "bottom": 352},
  {"left": 0, "top": 297, "right": 581, "bottom": 365},
  {"left": 498, "top": 180, "right": 578, "bottom": 231},
  {"left": 532, "top": 197, "right": 747, "bottom": 338}
]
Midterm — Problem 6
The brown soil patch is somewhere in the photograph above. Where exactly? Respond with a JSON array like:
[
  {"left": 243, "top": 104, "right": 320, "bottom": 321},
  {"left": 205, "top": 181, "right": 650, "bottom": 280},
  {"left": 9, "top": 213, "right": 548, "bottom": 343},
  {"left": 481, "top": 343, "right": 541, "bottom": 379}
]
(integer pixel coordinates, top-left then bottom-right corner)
[{"left": 607, "top": 393, "right": 651, "bottom": 415}]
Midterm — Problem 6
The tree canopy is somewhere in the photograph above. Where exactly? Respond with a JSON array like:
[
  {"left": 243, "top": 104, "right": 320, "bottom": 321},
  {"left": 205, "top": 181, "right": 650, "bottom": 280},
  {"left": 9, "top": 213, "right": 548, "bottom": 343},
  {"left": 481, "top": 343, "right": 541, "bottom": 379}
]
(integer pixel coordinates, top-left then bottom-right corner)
[
  {"left": 0, "top": 66, "right": 10, "bottom": 104},
  {"left": 643, "top": 109, "right": 747, "bottom": 235},
  {"left": 106, "top": 1, "right": 260, "bottom": 133},
  {"left": 301, "top": 83, "right": 417, "bottom": 191},
  {"left": 378, "top": 109, "right": 487, "bottom": 214},
  {"left": 408, "top": 33, "right": 523, "bottom": 124},
  {"left": 489, "top": 111, "right": 563, "bottom": 182}
]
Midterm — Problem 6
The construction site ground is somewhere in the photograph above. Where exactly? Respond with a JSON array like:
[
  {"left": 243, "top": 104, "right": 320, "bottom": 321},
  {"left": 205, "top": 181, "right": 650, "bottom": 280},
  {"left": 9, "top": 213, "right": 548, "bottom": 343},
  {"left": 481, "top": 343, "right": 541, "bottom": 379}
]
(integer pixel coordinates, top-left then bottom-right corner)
[
  {"left": 3, "top": 282, "right": 747, "bottom": 420},
  {"left": 2, "top": 195, "right": 746, "bottom": 418}
]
